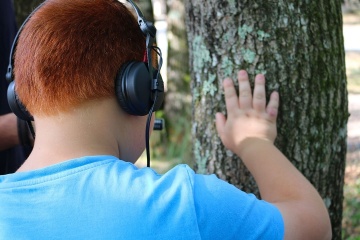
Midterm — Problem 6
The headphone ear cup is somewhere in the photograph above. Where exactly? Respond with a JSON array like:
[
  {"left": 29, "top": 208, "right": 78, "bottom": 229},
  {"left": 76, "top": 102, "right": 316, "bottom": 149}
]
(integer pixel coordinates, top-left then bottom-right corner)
[
  {"left": 115, "top": 61, "right": 153, "bottom": 116},
  {"left": 115, "top": 62, "right": 133, "bottom": 115},
  {"left": 7, "top": 81, "right": 34, "bottom": 121}
]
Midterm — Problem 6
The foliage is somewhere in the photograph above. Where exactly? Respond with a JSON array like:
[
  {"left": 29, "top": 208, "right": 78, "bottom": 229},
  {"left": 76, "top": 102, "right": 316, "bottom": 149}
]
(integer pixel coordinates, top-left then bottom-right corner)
[
  {"left": 151, "top": 104, "right": 194, "bottom": 170},
  {"left": 13, "top": 0, "right": 44, "bottom": 27},
  {"left": 343, "top": 178, "right": 360, "bottom": 239}
]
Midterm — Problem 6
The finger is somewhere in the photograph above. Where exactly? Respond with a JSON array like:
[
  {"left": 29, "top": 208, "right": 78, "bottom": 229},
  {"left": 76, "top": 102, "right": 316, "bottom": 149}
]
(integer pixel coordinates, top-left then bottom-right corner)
[
  {"left": 223, "top": 78, "right": 239, "bottom": 116},
  {"left": 215, "top": 112, "right": 226, "bottom": 137},
  {"left": 266, "top": 91, "right": 279, "bottom": 122},
  {"left": 238, "top": 70, "right": 252, "bottom": 109},
  {"left": 252, "top": 74, "right": 266, "bottom": 112}
]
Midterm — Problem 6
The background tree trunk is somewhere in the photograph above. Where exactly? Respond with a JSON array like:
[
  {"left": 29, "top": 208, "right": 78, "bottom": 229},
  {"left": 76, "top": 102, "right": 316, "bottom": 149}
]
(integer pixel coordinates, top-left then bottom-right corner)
[
  {"left": 13, "top": 0, "right": 44, "bottom": 27},
  {"left": 185, "top": 0, "right": 348, "bottom": 238},
  {"left": 342, "top": 0, "right": 360, "bottom": 12},
  {"left": 133, "top": 0, "right": 155, "bottom": 22},
  {"left": 160, "top": 0, "right": 192, "bottom": 163},
  {"left": 13, "top": 0, "right": 155, "bottom": 26}
]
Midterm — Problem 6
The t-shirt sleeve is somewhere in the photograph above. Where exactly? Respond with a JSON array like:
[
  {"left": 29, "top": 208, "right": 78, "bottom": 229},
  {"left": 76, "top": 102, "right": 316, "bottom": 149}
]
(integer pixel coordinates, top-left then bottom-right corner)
[{"left": 184, "top": 166, "right": 284, "bottom": 240}]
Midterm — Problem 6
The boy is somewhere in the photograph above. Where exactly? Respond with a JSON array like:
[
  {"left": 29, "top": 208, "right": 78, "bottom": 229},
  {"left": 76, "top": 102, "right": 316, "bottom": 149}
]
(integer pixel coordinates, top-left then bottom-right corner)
[{"left": 0, "top": 0, "right": 331, "bottom": 239}]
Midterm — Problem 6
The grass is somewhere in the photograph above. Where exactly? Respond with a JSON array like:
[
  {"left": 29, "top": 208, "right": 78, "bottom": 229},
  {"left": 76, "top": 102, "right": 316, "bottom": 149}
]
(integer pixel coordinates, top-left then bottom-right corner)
[{"left": 343, "top": 137, "right": 360, "bottom": 238}]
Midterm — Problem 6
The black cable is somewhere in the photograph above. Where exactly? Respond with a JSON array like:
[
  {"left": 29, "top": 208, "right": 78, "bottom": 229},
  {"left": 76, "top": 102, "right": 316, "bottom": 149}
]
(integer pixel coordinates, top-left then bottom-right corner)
[
  {"left": 152, "top": 46, "right": 163, "bottom": 74},
  {"left": 27, "top": 120, "right": 35, "bottom": 139},
  {"left": 145, "top": 91, "right": 158, "bottom": 167},
  {"left": 145, "top": 46, "right": 162, "bottom": 168}
]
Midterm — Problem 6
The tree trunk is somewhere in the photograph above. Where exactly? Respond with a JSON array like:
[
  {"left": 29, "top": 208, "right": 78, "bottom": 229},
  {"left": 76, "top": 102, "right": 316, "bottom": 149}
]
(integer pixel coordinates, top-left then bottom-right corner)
[
  {"left": 185, "top": 0, "right": 348, "bottom": 238},
  {"left": 161, "top": 0, "right": 192, "bottom": 163}
]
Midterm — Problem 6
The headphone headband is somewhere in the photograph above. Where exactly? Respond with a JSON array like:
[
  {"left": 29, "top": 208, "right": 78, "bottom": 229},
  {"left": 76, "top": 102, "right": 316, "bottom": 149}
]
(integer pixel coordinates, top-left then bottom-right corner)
[
  {"left": 125, "top": 0, "right": 158, "bottom": 90},
  {"left": 6, "top": 0, "right": 165, "bottom": 168},
  {"left": 126, "top": 0, "right": 156, "bottom": 37},
  {"left": 6, "top": 0, "right": 156, "bottom": 84}
]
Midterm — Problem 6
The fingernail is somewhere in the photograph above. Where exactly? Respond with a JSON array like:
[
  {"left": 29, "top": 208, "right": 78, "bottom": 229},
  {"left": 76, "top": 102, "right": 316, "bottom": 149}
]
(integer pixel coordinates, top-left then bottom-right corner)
[
  {"left": 239, "top": 70, "right": 247, "bottom": 76},
  {"left": 256, "top": 74, "right": 265, "bottom": 81},
  {"left": 223, "top": 78, "right": 232, "bottom": 85}
]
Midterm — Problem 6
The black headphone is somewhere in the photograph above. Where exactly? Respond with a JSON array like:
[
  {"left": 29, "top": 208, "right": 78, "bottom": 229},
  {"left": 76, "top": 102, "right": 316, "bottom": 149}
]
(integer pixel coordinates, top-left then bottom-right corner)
[
  {"left": 6, "top": 0, "right": 164, "bottom": 120},
  {"left": 115, "top": 0, "right": 164, "bottom": 116},
  {"left": 6, "top": 0, "right": 164, "bottom": 167}
]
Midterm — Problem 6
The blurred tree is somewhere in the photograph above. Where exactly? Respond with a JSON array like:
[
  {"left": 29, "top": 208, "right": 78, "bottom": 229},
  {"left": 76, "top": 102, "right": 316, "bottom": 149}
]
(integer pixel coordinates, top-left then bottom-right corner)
[
  {"left": 185, "top": 0, "right": 348, "bottom": 239},
  {"left": 159, "top": 0, "right": 192, "bottom": 164},
  {"left": 13, "top": 0, "right": 44, "bottom": 27},
  {"left": 342, "top": 0, "right": 360, "bottom": 12},
  {"left": 133, "top": 0, "right": 155, "bottom": 22},
  {"left": 13, "top": 0, "right": 155, "bottom": 27}
]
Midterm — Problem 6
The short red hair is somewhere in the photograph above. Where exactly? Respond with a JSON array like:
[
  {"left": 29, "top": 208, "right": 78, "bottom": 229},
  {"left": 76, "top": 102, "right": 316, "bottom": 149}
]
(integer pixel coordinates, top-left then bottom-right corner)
[{"left": 14, "top": 0, "right": 145, "bottom": 116}]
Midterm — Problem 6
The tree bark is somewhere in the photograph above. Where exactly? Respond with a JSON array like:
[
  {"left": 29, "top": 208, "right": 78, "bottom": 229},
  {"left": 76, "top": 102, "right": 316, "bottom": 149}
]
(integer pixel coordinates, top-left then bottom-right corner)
[{"left": 185, "top": 0, "right": 348, "bottom": 238}]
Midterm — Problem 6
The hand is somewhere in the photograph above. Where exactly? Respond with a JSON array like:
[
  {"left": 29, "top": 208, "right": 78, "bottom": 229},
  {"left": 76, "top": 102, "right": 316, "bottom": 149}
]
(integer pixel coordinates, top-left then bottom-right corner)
[{"left": 215, "top": 70, "right": 279, "bottom": 155}]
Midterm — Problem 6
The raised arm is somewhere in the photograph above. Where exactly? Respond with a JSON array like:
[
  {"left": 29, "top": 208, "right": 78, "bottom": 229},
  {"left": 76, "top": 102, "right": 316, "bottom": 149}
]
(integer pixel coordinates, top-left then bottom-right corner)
[
  {"left": 0, "top": 113, "right": 19, "bottom": 151},
  {"left": 0, "top": 113, "right": 34, "bottom": 151},
  {"left": 215, "top": 70, "right": 332, "bottom": 240}
]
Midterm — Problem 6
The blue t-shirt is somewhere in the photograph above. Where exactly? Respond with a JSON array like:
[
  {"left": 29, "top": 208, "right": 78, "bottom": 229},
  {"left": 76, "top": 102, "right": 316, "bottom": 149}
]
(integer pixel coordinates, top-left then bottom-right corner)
[{"left": 0, "top": 156, "right": 284, "bottom": 239}]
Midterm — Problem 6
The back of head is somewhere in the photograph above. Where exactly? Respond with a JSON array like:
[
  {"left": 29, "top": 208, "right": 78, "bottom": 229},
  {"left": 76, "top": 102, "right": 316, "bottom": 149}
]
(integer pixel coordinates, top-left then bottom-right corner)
[{"left": 14, "top": 0, "right": 145, "bottom": 116}]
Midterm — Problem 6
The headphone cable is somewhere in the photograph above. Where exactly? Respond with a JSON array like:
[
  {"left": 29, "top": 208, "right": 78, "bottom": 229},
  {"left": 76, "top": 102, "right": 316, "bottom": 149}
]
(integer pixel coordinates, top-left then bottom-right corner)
[
  {"left": 27, "top": 120, "right": 35, "bottom": 139},
  {"left": 145, "top": 46, "right": 162, "bottom": 168},
  {"left": 145, "top": 91, "right": 158, "bottom": 168}
]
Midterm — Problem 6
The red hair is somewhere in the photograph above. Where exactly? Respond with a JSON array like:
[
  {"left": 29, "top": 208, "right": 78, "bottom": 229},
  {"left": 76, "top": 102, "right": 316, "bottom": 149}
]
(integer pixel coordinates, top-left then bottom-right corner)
[{"left": 14, "top": 0, "right": 145, "bottom": 116}]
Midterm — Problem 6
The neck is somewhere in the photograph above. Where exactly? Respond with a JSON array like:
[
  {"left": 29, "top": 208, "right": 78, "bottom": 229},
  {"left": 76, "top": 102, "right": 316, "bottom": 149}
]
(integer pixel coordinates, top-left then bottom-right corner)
[{"left": 17, "top": 98, "right": 132, "bottom": 172}]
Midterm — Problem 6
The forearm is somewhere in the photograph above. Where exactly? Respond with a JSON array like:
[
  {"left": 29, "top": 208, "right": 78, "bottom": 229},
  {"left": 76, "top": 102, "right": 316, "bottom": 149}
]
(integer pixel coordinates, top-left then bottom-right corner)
[
  {"left": 0, "top": 113, "right": 19, "bottom": 150},
  {"left": 238, "top": 138, "right": 314, "bottom": 201},
  {"left": 237, "top": 138, "right": 331, "bottom": 239}
]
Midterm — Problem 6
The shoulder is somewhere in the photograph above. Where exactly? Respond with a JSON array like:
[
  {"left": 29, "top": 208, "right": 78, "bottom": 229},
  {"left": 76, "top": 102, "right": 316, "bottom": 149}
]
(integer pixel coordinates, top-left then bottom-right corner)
[{"left": 170, "top": 165, "right": 285, "bottom": 239}]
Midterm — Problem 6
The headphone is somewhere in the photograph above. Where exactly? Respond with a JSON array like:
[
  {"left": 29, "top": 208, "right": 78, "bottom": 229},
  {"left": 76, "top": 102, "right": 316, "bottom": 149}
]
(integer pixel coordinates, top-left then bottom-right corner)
[{"left": 6, "top": 0, "right": 164, "bottom": 167}]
